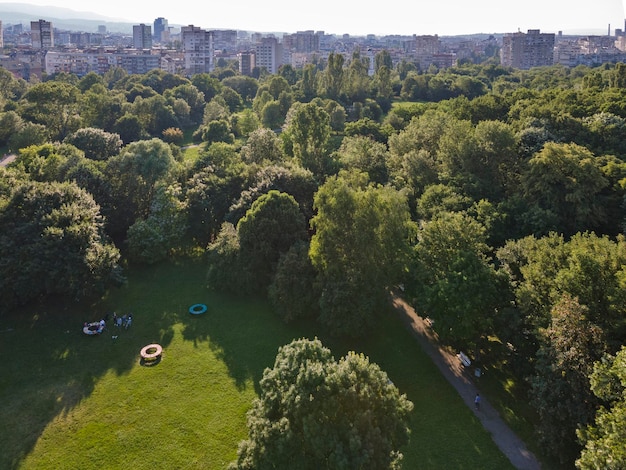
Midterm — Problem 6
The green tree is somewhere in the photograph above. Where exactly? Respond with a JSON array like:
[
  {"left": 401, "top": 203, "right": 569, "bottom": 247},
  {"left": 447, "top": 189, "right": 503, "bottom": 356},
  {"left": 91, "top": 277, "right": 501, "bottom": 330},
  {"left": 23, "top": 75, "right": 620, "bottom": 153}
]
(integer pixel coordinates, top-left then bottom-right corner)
[
  {"left": 411, "top": 211, "right": 506, "bottom": 350},
  {"left": 8, "top": 122, "right": 50, "bottom": 155},
  {"left": 416, "top": 184, "right": 472, "bottom": 221},
  {"left": 576, "top": 346, "right": 626, "bottom": 469},
  {"left": 260, "top": 100, "right": 285, "bottom": 129},
  {"left": 126, "top": 184, "right": 188, "bottom": 264},
  {"left": 203, "top": 96, "right": 231, "bottom": 123},
  {"left": 77, "top": 71, "right": 103, "bottom": 92},
  {"left": 64, "top": 127, "right": 122, "bottom": 161},
  {"left": 0, "top": 111, "right": 24, "bottom": 147},
  {"left": 320, "top": 52, "right": 344, "bottom": 101},
  {"left": 231, "top": 338, "right": 413, "bottom": 470},
  {"left": 268, "top": 240, "right": 319, "bottom": 322},
  {"left": 278, "top": 64, "right": 298, "bottom": 85},
  {"left": 164, "top": 83, "right": 206, "bottom": 124},
  {"left": 298, "top": 63, "right": 318, "bottom": 102},
  {"left": 310, "top": 172, "right": 415, "bottom": 336},
  {"left": 105, "top": 138, "right": 179, "bottom": 237},
  {"left": 206, "top": 222, "right": 244, "bottom": 293},
  {"left": 337, "top": 135, "right": 388, "bottom": 185},
  {"left": 222, "top": 75, "right": 259, "bottom": 102},
  {"left": 531, "top": 295, "right": 606, "bottom": 465},
  {"left": 235, "top": 108, "right": 260, "bottom": 137},
  {"left": 375, "top": 50, "right": 393, "bottom": 73},
  {"left": 202, "top": 120, "right": 234, "bottom": 144},
  {"left": 228, "top": 164, "right": 317, "bottom": 225},
  {"left": 323, "top": 99, "right": 347, "bottom": 132},
  {"left": 497, "top": 232, "right": 626, "bottom": 347},
  {"left": 344, "top": 117, "right": 389, "bottom": 143},
  {"left": 79, "top": 84, "right": 125, "bottom": 131},
  {"left": 240, "top": 128, "right": 284, "bottom": 164},
  {"left": 191, "top": 73, "right": 222, "bottom": 101},
  {"left": 0, "top": 177, "right": 121, "bottom": 311},
  {"left": 185, "top": 143, "right": 246, "bottom": 246},
  {"left": 0, "top": 67, "right": 27, "bottom": 104},
  {"left": 373, "top": 65, "right": 394, "bottom": 112},
  {"left": 473, "top": 119, "right": 520, "bottom": 199},
  {"left": 113, "top": 113, "right": 144, "bottom": 144},
  {"left": 522, "top": 142, "right": 608, "bottom": 235},
  {"left": 237, "top": 190, "right": 308, "bottom": 292},
  {"left": 129, "top": 94, "right": 178, "bottom": 137},
  {"left": 344, "top": 50, "right": 370, "bottom": 103},
  {"left": 20, "top": 80, "right": 81, "bottom": 140},
  {"left": 219, "top": 86, "right": 244, "bottom": 113},
  {"left": 284, "top": 102, "right": 332, "bottom": 178}
]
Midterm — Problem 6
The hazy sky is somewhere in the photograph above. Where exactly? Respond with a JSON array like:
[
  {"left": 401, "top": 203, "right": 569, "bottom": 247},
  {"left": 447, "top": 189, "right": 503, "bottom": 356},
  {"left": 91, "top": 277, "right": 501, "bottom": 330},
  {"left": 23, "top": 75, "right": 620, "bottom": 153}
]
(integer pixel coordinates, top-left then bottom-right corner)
[{"left": 3, "top": 0, "right": 625, "bottom": 35}]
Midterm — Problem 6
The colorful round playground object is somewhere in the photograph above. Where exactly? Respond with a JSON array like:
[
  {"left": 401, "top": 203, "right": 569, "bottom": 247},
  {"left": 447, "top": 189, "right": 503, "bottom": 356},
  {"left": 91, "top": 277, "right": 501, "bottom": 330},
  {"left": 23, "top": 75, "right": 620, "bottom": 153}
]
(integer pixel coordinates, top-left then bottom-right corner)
[
  {"left": 140, "top": 343, "right": 162, "bottom": 361},
  {"left": 189, "top": 303, "right": 208, "bottom": 315},
  {"left": 83, "top": 321, "right": 104, "bottom": 335}
]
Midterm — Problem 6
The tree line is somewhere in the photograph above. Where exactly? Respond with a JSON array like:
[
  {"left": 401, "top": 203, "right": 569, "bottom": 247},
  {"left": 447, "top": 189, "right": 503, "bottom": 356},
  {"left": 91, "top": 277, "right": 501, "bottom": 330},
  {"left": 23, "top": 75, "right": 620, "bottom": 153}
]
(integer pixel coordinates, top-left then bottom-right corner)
[{"left": 2, "top": 55, "right": 626, "bottom": 467}]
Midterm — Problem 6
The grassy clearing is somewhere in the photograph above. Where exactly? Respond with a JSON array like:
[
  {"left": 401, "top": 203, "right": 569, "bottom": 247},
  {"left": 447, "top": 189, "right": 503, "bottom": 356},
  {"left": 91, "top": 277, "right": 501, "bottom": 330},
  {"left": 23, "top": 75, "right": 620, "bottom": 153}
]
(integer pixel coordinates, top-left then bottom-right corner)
[{"left": 0, "top": 259, "right": 512, "bottom": 469}]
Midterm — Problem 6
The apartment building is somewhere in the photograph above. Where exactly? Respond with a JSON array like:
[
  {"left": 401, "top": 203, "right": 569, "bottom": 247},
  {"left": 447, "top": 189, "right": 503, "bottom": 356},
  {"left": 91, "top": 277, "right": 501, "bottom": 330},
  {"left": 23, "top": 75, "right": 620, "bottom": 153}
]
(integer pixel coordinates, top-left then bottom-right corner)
[
  {"left": 31, "top": 19, "right": 54, "bottom": 49},
  {"left": 254, "top": 36, "right": 282, "bottom": 74},
  {"left": 45, "top": 49, "right": 179, "bottom": 76},
  {"left": 212, "top": 30, "right": 238, "bottom": 52},
  {"left": 238, "top": 51, "right": 255, "bottom": 76},
  {"left": 501, "top": 29, "right": 555, "bottom": 69},
  {"left": 283, "top": 30, "right": 320, "bottom": 53},
  {"left": 133, "top": 24, "right": 152, "bottom": 50},
  {"left": 181, "top": 25, "right": 214, "bottom": 74}
]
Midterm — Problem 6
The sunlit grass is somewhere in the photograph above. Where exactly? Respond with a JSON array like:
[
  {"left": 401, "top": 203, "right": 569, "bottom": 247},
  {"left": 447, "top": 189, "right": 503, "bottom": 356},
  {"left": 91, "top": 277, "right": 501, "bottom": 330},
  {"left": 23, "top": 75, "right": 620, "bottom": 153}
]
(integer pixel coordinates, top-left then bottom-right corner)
[{"left": 1, "top": 259, "right": 513, "bottom": 469}]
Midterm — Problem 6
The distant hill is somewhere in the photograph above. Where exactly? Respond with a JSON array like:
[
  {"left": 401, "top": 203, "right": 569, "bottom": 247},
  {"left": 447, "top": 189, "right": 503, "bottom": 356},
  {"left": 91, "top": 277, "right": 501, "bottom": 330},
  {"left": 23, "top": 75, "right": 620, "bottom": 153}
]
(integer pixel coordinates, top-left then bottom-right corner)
[{"left": 0, "top": 3, "right": 134, "bottom": 33}]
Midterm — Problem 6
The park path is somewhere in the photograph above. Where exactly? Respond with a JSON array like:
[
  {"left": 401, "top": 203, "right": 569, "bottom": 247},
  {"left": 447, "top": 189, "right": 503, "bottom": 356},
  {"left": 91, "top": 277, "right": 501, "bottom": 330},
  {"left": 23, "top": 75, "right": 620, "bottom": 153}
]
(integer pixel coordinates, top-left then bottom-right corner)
[
  {"left": 391, "top": 293, "right": 541, "bottom": 470},
  {"left": 0, "top": 154, "right": 17, "bottom": 167}
]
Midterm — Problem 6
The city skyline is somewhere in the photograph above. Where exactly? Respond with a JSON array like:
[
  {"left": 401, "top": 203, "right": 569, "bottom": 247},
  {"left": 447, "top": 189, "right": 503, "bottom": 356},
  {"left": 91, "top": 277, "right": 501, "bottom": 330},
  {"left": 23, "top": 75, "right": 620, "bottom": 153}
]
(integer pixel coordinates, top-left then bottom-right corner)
[{"left": 0, "top": 0, "right": 624, "bottom": 36}]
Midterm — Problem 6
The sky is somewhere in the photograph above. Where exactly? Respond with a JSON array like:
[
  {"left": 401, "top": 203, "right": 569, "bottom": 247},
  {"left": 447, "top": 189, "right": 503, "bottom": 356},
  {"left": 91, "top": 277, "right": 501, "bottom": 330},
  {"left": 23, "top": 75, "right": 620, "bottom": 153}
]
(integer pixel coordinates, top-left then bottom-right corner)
[{"left": 2, "top": 0, "right": 625, "bottom": 36}]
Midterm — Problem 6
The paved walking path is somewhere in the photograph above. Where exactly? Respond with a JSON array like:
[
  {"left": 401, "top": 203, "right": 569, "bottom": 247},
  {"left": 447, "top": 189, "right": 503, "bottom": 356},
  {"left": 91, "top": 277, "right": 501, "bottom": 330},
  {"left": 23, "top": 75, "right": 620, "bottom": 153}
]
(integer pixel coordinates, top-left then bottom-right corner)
[{"left": 391, "top": 293, "right": 541, "bottom": 470}]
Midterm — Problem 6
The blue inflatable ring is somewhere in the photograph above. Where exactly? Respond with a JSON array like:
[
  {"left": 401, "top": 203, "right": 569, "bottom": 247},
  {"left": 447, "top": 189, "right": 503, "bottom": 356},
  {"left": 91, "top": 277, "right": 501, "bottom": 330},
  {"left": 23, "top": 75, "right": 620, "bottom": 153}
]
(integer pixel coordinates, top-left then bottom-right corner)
[{"left": 189, "top": 303, "right": 207, "bottom": 315}]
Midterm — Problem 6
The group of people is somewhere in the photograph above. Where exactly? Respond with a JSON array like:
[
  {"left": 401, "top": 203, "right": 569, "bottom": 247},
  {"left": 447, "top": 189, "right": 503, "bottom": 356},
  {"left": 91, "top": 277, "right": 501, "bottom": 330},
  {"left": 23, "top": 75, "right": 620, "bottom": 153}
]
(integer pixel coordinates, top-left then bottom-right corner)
[
  {"left": 83, "top": 313, "right": 133, "bottom": 335},
  {"left": 112, "top": 312, "right": 133, "bottom": 329}
]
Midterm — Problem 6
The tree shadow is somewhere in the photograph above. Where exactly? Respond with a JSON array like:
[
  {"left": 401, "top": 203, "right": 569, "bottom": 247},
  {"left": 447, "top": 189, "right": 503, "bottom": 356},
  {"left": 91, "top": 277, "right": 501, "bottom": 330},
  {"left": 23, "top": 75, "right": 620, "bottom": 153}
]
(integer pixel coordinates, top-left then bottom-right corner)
[
  {"left": 179, "top": 291, "right": 301, "bottom": 393},
  {"left": 0, "top": 271, "right": 180, "bottom": 469}
]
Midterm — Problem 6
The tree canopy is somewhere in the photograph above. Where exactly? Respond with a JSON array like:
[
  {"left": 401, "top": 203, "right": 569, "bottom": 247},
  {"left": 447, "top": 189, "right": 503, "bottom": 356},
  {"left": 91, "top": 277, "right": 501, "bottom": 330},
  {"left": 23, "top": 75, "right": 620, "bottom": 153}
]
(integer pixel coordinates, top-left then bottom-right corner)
[
  {"left": 231, "top": 338, "right": 413, "bottom": 470},
  {"left": 0, "top": 173, "right": 121, "bottom": 311}
]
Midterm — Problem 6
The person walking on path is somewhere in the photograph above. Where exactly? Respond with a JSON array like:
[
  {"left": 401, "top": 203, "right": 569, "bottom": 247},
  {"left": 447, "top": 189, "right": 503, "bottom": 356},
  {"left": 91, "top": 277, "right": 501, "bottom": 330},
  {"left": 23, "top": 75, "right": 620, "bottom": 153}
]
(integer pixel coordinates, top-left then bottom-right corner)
[
  {"left": 391, "top": 292, "right": 541, "bottom": 470},
  {"left": 475, "top": 393, "right": 481, "bottom": 411}
]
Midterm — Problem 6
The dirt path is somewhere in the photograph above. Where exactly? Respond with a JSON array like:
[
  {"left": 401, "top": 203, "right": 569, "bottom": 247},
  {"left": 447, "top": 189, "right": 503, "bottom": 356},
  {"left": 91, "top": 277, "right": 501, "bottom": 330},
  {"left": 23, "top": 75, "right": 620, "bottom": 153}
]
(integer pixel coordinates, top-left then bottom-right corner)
[
  {"left": 0, "top": 154, "right": 17, "bottom": 167},
  {"left": 391, "top": 294, "right": 541, "bottom": 470}
]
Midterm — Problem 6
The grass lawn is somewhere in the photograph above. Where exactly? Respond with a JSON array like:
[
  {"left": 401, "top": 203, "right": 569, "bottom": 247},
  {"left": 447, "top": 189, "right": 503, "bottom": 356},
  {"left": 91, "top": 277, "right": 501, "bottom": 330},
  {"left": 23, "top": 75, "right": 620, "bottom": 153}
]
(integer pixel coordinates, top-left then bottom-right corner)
[{"left": 0, "top": 259, "right": 513, "bottom": 469}]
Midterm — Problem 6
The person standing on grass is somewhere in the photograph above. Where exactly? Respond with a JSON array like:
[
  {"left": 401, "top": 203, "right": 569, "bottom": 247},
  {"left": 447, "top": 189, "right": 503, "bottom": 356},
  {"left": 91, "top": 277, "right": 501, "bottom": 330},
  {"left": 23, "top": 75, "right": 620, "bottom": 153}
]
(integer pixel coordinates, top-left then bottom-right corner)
[{"left": 474, "top": 393, "right": 481, "bottom": 411}]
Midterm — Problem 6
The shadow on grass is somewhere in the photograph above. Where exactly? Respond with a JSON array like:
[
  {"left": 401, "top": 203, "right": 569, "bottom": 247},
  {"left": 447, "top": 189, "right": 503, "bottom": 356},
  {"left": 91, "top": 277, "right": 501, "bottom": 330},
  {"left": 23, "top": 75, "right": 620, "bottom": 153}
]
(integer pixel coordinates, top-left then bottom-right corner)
[
  {"left": 0, "top": 259, "right": 517, "bottom": 470},
  {"left": 179, "top": 291, "right": 307, "bottom": 393},
  {"left": 0, "top": 262, "right": 188, "bottom": 469}
]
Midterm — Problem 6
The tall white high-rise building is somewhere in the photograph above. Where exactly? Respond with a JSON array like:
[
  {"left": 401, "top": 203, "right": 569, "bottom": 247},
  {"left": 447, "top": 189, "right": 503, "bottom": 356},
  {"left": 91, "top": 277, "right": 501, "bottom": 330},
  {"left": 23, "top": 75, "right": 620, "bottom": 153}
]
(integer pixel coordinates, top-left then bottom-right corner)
[
  {"left": 182, "top": 25, "right": 214, "bottom": 74},
  {"left": 255, "top": 37, "right": 283, "bottom": 74},
  {"left": 501, "top": 30, "right": 555, "bottom": 69}
]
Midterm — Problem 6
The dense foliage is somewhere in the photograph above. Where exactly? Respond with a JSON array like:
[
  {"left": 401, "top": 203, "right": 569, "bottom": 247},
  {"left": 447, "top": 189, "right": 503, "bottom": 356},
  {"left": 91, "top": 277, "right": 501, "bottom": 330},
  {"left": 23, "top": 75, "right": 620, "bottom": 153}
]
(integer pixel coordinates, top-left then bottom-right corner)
[
  {"left": 3, "top": 58, "right": 626, "bottom": 466},
  {"left": 230, "top": 338, "right": 413, "bottom": 469}
]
